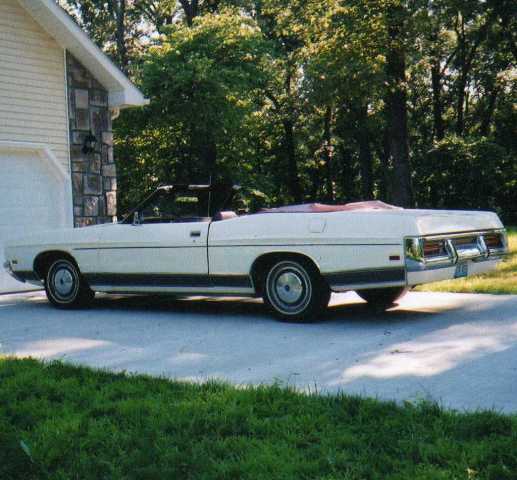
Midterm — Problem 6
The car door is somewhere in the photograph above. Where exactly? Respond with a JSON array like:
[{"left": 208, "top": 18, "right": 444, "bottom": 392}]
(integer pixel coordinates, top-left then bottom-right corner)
[{"left": 91, "top": 189, "right": 210, "bottom": 291}]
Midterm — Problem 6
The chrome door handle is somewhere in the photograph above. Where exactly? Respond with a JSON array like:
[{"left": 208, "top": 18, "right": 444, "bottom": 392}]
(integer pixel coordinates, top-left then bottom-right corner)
[{"left": 190, "top": 231, "right": 201, "bottom": 237}]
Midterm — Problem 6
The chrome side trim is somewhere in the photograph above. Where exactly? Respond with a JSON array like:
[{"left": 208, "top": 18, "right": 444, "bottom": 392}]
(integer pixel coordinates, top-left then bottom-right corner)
[
  {"left": 421, "top": 228, "right": 506, "bottom": 241},
  {"left": 331, "top": 280, "right": 406, "bottom": 293},
  {"left": 95, "top": 285, "right": 256, "bottom": 295}
]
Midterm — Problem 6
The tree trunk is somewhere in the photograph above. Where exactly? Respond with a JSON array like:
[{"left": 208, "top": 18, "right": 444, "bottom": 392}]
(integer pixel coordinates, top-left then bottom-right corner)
[
  {"left": 480, "top": 86, "right": 499, "bottom": 136},
  {"left": 179, "top": 0, "right": 199, "bottom": 27},
  {"left": 354, "top": 104, "right": 374, "bottom": 200},
  {"left": 283, "top": 119, "right": 302, "bottom": 203},
  {"left": 431, "top": 60, "right": 445, "bottom": 141},
  {"left": 114, "top": 0, "right": 128, "bottom": 72},
  {"left": 281, "top": 68, "right": 302, "bottom": 203},
  {"left": 264, "top": 76, "right": 302, "bottom": 203},
  {"left": 455, "top": 70, "right": 468, "bottom": 135},
  {"left": 322, "top": 105, "right": 334, "bottom": 201},
  {"left": 454, "top": 11, "right": 493, "bottom": 136},
  {"left": 200, "top": 135, "right": 217, "bottom": 181},
  {"left": 377, "top": 128, "right": 391, "bottom": 202},
  {"left": 339, "top": 146, "right": 355, "bottom": 202},
  {"left": 385, "top": 5, "right": 412, "bottom": 207},
  {"left": 309, "top": 165, "right": 320, "bottom": 200}
]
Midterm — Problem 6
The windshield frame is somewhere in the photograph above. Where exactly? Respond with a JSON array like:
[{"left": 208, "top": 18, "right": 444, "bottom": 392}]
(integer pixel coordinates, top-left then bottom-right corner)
[{"left": 119, "top": 184, "right": 240, "bottom": 224}]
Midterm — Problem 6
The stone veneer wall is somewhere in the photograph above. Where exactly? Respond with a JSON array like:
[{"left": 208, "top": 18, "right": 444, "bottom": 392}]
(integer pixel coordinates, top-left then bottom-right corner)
[{"left": 66, "top": 53, "right": 117, "bottom": 227}]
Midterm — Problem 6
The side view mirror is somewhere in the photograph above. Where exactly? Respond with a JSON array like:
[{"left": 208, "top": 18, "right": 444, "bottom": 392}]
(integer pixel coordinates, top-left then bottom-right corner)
[{"left": 132, "top": 211, "right": 142, "bottom": 226}]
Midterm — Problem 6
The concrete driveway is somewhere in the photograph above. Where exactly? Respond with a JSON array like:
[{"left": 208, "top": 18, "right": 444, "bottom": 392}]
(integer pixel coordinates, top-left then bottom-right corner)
[{"left": 1, "top": 290, "right": 517, "bottom": 412}]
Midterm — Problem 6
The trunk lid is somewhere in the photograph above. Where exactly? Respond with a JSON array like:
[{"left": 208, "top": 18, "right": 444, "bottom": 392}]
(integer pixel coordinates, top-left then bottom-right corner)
[{"left": 399, "top": 209, "right": 503, "bottom": 236}]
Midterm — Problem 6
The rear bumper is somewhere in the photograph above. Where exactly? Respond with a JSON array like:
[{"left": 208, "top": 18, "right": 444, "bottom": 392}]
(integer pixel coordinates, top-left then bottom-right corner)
[
  {"left": 405, "top": 229, "right": 508, "bottom": 286},
  {"left": 328, "top": 229, "right": 508, "bottom": 292},
  {"left": 407, "top": 258, "right": 502, "bottom": 286}
]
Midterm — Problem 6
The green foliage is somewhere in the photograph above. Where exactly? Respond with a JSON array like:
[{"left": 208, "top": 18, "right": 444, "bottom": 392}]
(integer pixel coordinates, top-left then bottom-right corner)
[
  {"left": 115, "top": 9, "right": 273, "bottom": 212},
  {"left": 413, "top": 136, "right": 517, "bottom": 220},
  {"left": 144, "top": 10, "right": 268, "bottom": 131},
  {"left": 58, "top": 0, "right": 145, "bottom": 73},
  {"left": 61, "top": 0, "right": 517, "bottom": 221},
  {"left": 2, "top": 357, "right": 517, "bottom": 479}
]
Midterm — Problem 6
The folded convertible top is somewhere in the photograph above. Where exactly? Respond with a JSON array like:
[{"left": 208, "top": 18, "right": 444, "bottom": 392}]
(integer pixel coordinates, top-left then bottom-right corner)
[{"left": 258, "top": 200, "right": 402, "bottom": 214}]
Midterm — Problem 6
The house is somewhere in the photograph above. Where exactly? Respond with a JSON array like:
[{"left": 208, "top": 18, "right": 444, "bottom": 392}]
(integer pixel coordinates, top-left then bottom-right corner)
[{"left": 0, "top": 0, "right": 147, "bottom": 293}]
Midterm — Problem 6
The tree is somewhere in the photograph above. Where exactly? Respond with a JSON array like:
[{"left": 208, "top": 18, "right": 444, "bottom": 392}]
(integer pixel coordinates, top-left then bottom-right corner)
[
  {"left": 59, "top": 0, "right": 145, "bottom": 73},
  {"left": 383, "top": 2, "right": 413, "bottom": 207},
  {"left": 133, "top": 0, "right": 179, "bottom": 34},
  {"left": 115, "top": 8, "right": 270, "bottom": 209},
  {"left": 59, "top": 0, "right": 517, "bottom": 222}
]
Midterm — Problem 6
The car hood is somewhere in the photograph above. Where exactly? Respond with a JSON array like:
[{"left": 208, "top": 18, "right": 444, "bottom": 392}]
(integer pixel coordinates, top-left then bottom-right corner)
[{"left": 3, "top": 222, "right": 116, "bottom": 249}]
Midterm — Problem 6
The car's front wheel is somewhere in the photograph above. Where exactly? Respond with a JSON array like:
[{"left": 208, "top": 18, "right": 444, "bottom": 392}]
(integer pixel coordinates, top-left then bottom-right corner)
[
  {"left": 263, "top": 259, "right": 329, "bottom": 322},
  {"left": 355, "top": 287, "right": 407, "bottom": 310},
  {"left": 45, "top": 258, "right": 94, "bottom": 309}
]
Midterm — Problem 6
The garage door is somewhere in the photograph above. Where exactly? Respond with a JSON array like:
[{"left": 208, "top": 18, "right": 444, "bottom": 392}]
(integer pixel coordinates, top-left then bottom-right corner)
[{"left": 0, "top": 148, "right": 69, "bottom": 293}]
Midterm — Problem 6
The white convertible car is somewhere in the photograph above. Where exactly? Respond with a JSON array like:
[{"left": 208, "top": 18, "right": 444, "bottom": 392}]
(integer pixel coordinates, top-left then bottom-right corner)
[{"left": 2, "top": 184, "right": 508, "bottom": 321}]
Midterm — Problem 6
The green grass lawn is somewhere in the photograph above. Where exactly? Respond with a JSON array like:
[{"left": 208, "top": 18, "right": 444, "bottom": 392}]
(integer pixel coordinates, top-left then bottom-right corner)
[
  {"left": 1, "top": 358, "right": 517, "bottom": 479},
  {"left": 417, "top": 227, "right": 517, "bottom": 295}
]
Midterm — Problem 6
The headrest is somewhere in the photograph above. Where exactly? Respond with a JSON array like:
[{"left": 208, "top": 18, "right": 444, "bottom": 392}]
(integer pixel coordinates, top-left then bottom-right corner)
[{"left": 213, "top": 211, "right": 238, "bottom": 221}]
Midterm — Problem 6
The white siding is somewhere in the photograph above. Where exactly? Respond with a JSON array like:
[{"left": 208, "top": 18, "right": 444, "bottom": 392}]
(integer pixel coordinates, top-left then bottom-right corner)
[{"left": 0, "top": 0, "right": 69, "bottom": 171}]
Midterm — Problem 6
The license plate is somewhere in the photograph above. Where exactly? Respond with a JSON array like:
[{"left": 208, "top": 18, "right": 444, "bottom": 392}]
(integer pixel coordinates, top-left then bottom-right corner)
[{"left": 454, "top": 262, "right": 469, "bottom": 278}]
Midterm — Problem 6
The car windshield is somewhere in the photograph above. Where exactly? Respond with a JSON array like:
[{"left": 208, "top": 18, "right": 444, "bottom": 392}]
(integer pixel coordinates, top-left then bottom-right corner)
[{"left": 122, "top": 184, "right": 237, "bottom": 224}]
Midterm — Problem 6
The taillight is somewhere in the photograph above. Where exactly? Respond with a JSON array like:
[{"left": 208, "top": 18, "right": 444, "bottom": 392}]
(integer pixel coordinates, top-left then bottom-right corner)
[
  {"left": 453, "top": 236, "right": 477, "bottom": 247},
  {"left": 484, "top": 233, "right": 503, "bottom": 250},
  {"left": 423, "top": 239, "right": 447, "bottom": 258}
]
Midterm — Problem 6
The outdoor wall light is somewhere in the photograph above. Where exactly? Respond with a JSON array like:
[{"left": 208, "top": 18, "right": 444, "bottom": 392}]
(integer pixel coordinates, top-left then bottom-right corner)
[{"left": 82, "top": 131, "right": 98, "bottom": 154}]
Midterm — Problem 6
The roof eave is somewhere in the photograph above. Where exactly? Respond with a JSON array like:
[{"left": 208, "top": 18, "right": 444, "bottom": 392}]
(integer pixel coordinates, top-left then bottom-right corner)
[
  {"left": 17, "top": 0, "right": 149, "bottom": 109},
  {"left": 109, "top": 90, "right": 150, "bottom": 110}
]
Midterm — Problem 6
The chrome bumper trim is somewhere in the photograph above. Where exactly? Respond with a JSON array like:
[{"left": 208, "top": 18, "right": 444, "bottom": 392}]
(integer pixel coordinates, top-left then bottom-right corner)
[
  {"left": 3, "top": 260, "right": 19, "bottom": 281},
  {"left": 405, "top": 229, "right": 508, "bottom": 272}
]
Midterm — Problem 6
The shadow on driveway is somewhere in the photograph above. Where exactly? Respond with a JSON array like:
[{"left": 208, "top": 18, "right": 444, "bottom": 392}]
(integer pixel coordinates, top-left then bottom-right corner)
[{"left": 1, "top": 290, "right": 516, "bottom": 412}]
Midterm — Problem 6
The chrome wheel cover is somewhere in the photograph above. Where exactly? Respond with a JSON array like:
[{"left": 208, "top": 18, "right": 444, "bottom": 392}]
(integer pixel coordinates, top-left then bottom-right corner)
[
  {"left": 267, "top": 262, "right": 312, "bottom": 315},
  {"left": 48, "top": 261, "right": 80, "bottom": 303},
  {"left": 275, "top": 272, "right": 304, "bottom": 304},
  {"left": 53, "top": 269, "right": 75, "bottom": 297}
]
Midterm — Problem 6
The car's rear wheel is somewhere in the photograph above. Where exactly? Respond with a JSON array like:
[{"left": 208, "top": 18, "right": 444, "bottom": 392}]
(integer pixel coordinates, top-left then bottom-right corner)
[
  {"left": 45, "top": 258, "right": 94, "bottom": 309},
  {"left": 355, "top": 287, "right": 407, "bottom": 310},
  {"left": 263, "top": 259, "right": 329, "bottom": 322}
]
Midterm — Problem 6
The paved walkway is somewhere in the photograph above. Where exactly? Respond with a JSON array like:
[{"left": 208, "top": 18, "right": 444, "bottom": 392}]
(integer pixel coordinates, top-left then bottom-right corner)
[{"left": 1, "top": 290, "right": 516, "bottom": 412}]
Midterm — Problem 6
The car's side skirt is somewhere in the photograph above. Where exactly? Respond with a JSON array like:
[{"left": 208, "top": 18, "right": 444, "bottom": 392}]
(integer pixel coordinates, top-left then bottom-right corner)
[
  {"left": 84, "top": 273, "right": 255, "bottom": 295},
  {"left": 14, "top": 268, "right": 407, "bottom": 296},
  {"left": 324, "top": 267, "right": 406, "bottom": 292}
]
